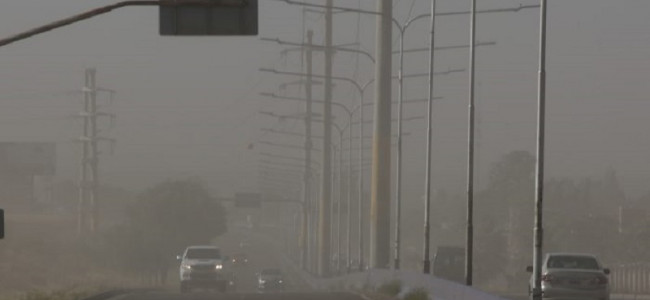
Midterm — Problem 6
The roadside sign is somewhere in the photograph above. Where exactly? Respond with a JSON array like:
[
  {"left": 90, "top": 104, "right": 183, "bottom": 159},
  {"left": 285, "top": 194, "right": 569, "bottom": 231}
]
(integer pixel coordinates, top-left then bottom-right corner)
[{"left": 160, "top": 0, "right": 258, "bottom": 36}]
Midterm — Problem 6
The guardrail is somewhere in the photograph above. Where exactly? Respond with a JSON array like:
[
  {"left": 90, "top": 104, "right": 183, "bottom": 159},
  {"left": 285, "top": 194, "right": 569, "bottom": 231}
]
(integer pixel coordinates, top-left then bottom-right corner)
[
  {"left": 312, "top": 269, "right": 510, "bottom": 300},
  {"left": 611, "top": 263, "right": 650, "bottom": 295},
  {"left": 252, "top": 225, "right": 510, "bottom": 300}
]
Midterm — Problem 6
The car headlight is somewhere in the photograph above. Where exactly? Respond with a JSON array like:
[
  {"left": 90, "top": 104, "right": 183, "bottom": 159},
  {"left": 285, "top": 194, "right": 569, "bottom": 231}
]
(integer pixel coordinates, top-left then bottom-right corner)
[
  {"left": 182, "top": 264, "right": 192, "bottom": 270},
  {"left": 278, "top": 280, "right": 283, "bottom": 284},
  {"left": 259, "top": 279, "right": 266, "bottom": 284},
  {"left": 215, "top": 264, "right": 223, "bottom": 270}
]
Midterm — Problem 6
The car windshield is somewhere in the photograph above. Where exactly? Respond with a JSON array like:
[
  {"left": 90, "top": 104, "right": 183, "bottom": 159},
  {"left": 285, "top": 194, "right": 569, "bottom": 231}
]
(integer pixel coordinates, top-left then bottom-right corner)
[
  {"left": 185, "top": 248, "right": 221, "bottom": 259},
  {"left": 547, "top": 256, "right": 600, "bottom": 270}
]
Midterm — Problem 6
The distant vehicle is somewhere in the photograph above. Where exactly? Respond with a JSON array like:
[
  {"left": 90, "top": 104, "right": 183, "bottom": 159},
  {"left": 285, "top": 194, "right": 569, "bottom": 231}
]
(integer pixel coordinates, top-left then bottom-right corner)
[
  {"left": 257, "top": 268, "right": 285, "bottom": 292},
  {"left": 527, "top": 253, "right": 610, "bottom": 300},
  {"left": 178, "top": 246, "right": 230, "bottom": 293},
  {"left": 231, "top": 253, "right": 248, "bottom": 266},
  {"left": 432, "top": 246, "right": 465, "bottom": 284}
]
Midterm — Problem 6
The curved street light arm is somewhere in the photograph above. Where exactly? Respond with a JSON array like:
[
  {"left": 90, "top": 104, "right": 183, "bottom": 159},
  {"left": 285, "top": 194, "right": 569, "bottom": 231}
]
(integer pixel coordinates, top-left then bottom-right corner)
[
  {"left": 0, "top": 0, "right": 241, "bottom": 48},
  {"left": 261, "top": 37, "right": 376, "bottom": 64}
]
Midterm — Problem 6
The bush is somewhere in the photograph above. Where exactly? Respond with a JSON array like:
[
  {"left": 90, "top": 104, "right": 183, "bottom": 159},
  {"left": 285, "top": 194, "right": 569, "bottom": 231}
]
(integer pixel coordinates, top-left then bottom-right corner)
[
  {"left": 377, "top": 280, "right": 402, "bottom": 297},
  {"left": 403, "top": 288, "right": 429, "bottom": 300},
  {"left": 13, "top": 287, "right": 99, "bottom": 300}
]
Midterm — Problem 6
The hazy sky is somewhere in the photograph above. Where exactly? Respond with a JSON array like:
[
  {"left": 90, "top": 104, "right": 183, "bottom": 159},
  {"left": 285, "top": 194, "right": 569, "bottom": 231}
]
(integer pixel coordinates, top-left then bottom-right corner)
[{"left": 0, "top": 0, "right": 649, "bottom": 201}]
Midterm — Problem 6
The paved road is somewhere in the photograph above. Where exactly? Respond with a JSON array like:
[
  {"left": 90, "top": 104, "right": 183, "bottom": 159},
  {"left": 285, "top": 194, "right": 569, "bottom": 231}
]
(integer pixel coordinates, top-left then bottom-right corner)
[
  {"left": 115, "top": 291, "right": 366, "bottom": 300},
  {"left": 214, "top": 226, "right": 309, "bottom": 292},
  {"left": 500, "top": 293, "right": 650, "bottom": 300}
]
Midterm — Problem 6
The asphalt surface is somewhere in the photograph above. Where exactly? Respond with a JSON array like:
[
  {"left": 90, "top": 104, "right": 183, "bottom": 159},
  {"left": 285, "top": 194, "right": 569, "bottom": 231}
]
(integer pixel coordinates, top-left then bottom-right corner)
[
  {"left": 500, "top": 293, "right": 650, "bottom": 300},
  {"left": 110, "top": 228, "right": 368, "bottom": 300},
  {"left": 127, "top": 224, "right": 333, "bottom": 300},
  {"left": 217, "top": 226, "right": 310, "bottom": 292},
  {"left": 113, "top": 291, "right": 367, "bottom": 300}
]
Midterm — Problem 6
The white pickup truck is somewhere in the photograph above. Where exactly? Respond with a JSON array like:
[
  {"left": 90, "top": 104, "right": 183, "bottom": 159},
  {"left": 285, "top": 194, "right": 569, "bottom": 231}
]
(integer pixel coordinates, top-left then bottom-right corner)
[{"left": 178, "top": 245, "right": 231, "bottom": 293}]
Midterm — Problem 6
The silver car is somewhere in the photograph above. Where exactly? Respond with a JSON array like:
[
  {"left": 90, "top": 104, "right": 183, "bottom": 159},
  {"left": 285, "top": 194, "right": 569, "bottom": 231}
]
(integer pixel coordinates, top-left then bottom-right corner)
[{"left": 527, "top": 253, "right": 610, "bottom": 300}]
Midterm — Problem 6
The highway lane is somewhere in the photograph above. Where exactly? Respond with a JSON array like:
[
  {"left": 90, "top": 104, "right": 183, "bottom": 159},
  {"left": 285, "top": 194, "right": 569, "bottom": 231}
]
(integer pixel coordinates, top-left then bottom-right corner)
[
  {"left": 500, "top": 293, "right": 650, "bottom": 300},
  {"left": 115, "top": 291, "right": 367, "bottom": 300},
  {"left": 211, "top": 225, "right": 310, "bottom": 293}
]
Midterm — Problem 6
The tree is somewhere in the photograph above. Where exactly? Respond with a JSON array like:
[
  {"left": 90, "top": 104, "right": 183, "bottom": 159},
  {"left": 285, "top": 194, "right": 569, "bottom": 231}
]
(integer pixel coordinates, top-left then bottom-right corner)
[
  {"left": 104, "top": 179, "right": 227, "bottom": 284},
  {"left": 476, "top": 150, "right": 535, "bottom": 288}
]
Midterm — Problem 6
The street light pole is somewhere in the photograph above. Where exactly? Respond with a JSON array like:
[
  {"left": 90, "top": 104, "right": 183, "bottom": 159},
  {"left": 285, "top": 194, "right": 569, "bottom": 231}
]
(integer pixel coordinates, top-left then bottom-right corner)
[
  {"left": 465, "top": 0, "right": 477, "bottom": 286},
  {"left": 423, "top": 0, "right": 437, "bottom": 274},
  {"left": 347, "top": 120, "right": 353, "bottom": 273},
  {"left": 318, "top": 0, "right": 333, "bottom": 277},
  {"left": 393, "top": 24, "right": 405, "bottom": 271},
  {"left": 358, "top": 90, "right": 365, "bottom": 272},
  {"left": 370, "top": 0, "right": 392, "bottom": 270},
  {"left": 301, "top": 29, "right": 314, "bottom": 272},
  {"left": 337, "top": 127, "right": 344, "bottom": 274},
  {"left": 532, "top": 0, "right": 547, "bottom": 299}
]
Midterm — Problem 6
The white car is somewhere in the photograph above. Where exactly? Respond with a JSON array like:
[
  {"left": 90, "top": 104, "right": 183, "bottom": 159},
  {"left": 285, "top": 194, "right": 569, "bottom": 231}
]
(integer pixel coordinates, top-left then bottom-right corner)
[
  {"left": 528, "top": 253, "right": 610, "bottom": 300},
  {"left": 178, "top": 246, "right": 229, "bottom": 293}
]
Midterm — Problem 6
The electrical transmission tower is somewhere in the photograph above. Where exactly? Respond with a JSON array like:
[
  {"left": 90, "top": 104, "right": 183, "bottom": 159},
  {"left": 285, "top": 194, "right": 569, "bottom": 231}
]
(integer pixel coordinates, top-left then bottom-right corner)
[{"left": 77, "top": 68, "right": 116, "bottom": 235}]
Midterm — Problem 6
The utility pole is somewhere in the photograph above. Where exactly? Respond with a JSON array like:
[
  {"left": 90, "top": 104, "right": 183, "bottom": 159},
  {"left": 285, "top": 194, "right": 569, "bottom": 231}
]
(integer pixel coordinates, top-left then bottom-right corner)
[
  {"left": 532, "top": 0, "right": 547, "bottom": 299},
  {"left": 337, "top": 128, "right": 343, "bottom": 274},
  {"left": 370, "top": 0, "right": 392, "bottom": 269},
  {"left": 318, "top": 0, "right": 333, "bottom": 277},
  {"left": 423, "top": 0, "right": 437, "bottom": 274},
  {"left": 346, "top": 118, "right": 353, "bottom": 273},
  {"left": 301, "top": 29, "right": 314, "bottom": 272},
  {"left": 465, "top": 0, "right": 477, "bottom": 286},
  {"left": 88, "top": 69, "right": 99, "bottom": 233},
  {"left": 357, "top": 95, "right": 365, "bottom": 272}
]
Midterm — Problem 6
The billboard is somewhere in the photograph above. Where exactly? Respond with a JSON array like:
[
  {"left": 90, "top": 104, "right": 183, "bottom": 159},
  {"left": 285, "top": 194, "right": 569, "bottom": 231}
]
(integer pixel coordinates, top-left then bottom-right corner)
[{"left": 0, "top": 142, "right": 56, "bottom": 175}]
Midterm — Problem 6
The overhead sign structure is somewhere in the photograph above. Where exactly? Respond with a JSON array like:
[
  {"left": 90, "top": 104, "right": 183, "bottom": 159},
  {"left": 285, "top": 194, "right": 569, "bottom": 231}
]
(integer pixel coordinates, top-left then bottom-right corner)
[
  {"left": 160, "top": 0, "right": 258, "bottom": 36},
  {"left": 234, "top": 192, "right": 262, "bottom": 208}
]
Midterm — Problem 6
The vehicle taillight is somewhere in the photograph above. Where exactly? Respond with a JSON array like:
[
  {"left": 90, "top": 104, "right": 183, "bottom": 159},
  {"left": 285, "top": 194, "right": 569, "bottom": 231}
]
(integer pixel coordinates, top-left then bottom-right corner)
[{"left": 542, "top": 274, "right": 555, "bottom": 283}]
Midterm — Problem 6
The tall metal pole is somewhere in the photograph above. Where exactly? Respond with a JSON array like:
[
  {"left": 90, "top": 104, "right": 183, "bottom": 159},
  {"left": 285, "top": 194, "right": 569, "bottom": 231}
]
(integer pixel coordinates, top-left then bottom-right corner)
[
  {"left": 394, "top": 27, "right": 405, "bottom": 270},
  {"left": 358, "top": 91, "right": 365, "bottom": 271},
  {"left": 423, "top": 0, "right": 437, "bottom": 274},
  {"left": 88, "top": 68, "right": 99, "bottom": 234},
  {"left": 311, "top": 169, "right": 319, "bottom": 273},
  {"left": 77, "top": 69, "right": 91, "bottom": 236},
  {"left": 337, "top": 130, "right": 344, "bottom": 274},
  {"left": 330, "top": 145, "right": 337, "bottom": 270},
  {"left": 318, "top": 0, "right": 333, "bottom": 277},
  {"left": 347, "top": 121, "right": 353, "bottom": 273},
  {"left": 302, "top": 30, "right": 314, "bottom": 271},
  {"left": 465, "top": 0, "right": 477, "bottom": 286},
  {"left": 532, "top": 0, "right": 547, "bottom": 299},
  {"left": 370, "top": 0, "right": 392, "bottom": 270}
]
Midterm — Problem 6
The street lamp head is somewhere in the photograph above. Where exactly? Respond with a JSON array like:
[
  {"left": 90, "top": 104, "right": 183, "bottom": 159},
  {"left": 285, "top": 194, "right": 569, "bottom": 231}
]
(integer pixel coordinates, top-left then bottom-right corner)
[{"left": 260, "top": 37, "right": 281, "bottom": 43}]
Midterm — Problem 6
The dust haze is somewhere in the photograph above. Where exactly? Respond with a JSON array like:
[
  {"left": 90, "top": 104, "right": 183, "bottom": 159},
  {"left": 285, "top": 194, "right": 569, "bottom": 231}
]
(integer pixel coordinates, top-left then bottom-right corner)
[{"left": 0, "top": 0, "right": 649, "bottom": 298}]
